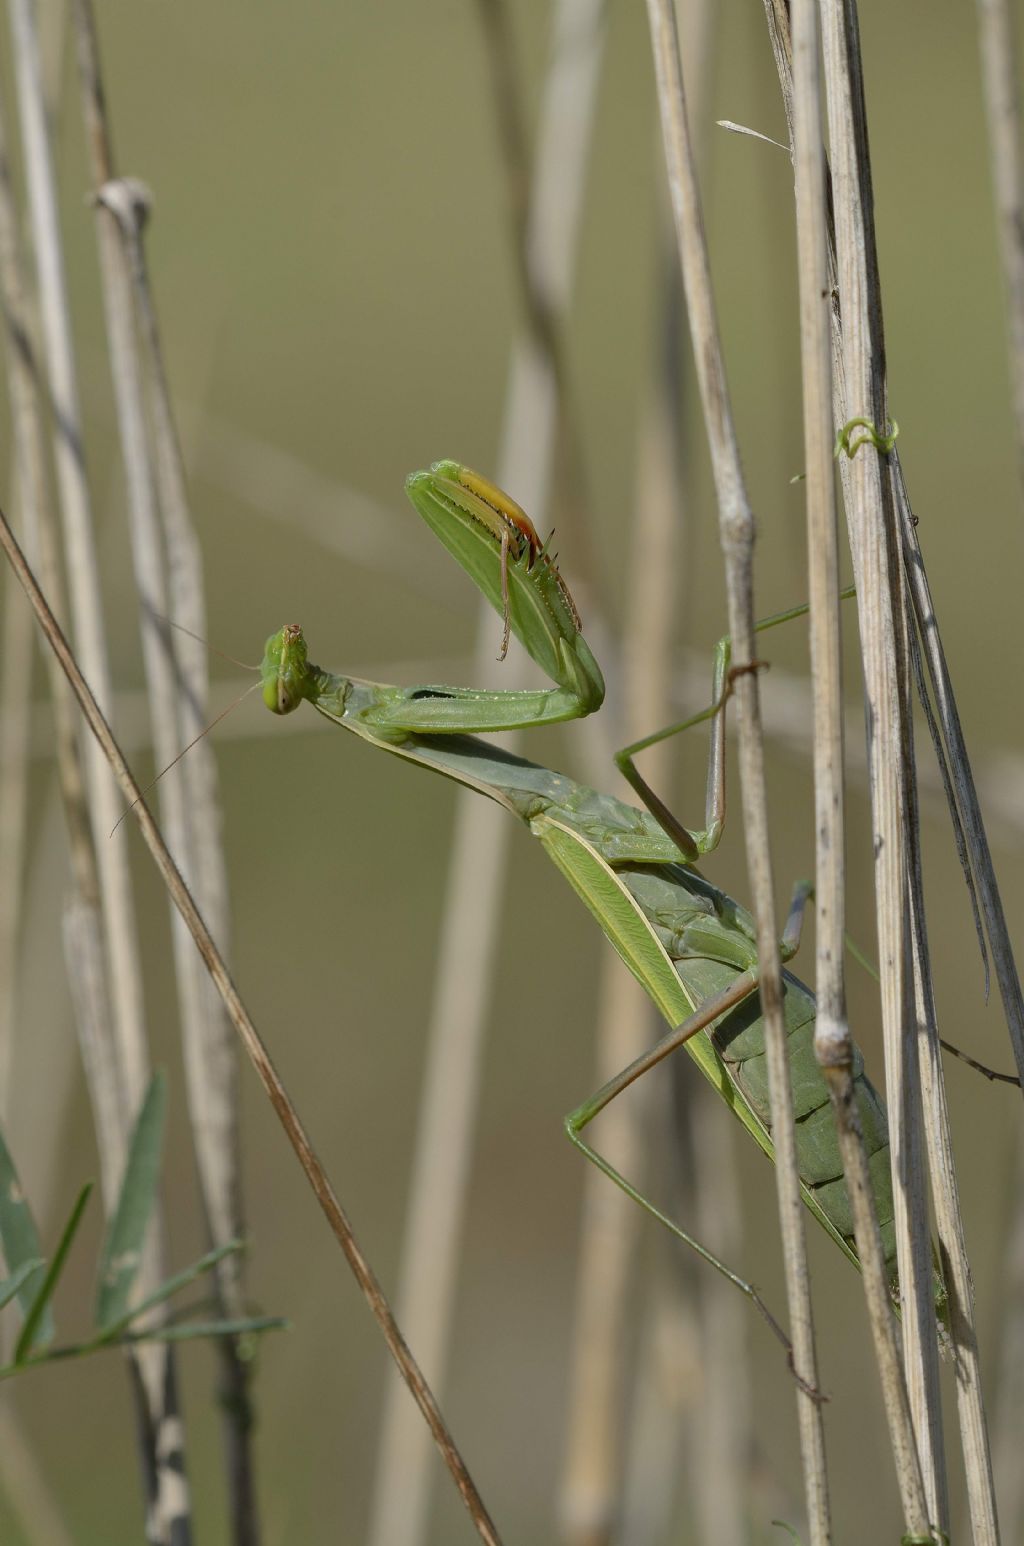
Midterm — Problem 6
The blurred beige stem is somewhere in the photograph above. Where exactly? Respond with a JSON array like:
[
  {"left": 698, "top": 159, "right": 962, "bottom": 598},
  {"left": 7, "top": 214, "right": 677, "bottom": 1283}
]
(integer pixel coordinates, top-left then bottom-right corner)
[
  {"left": 5, "top": 5, "right": 191, "bottom": 1538},
  {"left": 976, "top": 0, "right": 1024, "bottom": 495},
  {"left": 366, "top": 6, "right": 606, "bottom": 1546},
  {"left": 6, "top": 0, "right": 149, "bottom": 1147},
  {"left": 623, "top": 249, "right": 749, "bottom": 1546},
  {"left": 644, "top": 1, "right": 831, "bottom": 1540},
  {"left": 0, "top": 60, "right": 119, "bottom": 1261},
  {"left": 0, "top": 557, "right": 32, "bottom": 1110},
  {"left": 0, "top": 31, "right": 188, "bottom": 1542},
  {"left": 993, "top": 1134, "right": 1024, "bottom": 1537},
  {"left": 559, "top": 954, "right": 647, "bottom": 1546},
  {"left": 70, "top": 3, "right": 255, "bottom": 1535},
  {"left": 622, "top": 9, "right": 751, "bottom": 1535},
  {"left": 561, "top": 249, "right": 688, "bottom": 1545},
  {"left": 0, "top": 102, "right": 100, "bottom": 919}
]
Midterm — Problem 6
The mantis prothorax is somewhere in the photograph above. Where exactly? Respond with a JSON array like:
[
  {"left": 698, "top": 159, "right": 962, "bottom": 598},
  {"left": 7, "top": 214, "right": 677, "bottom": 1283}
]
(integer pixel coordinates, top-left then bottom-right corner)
[{"left": 262, "top": 459, "right": 943, "bottom": 1331}]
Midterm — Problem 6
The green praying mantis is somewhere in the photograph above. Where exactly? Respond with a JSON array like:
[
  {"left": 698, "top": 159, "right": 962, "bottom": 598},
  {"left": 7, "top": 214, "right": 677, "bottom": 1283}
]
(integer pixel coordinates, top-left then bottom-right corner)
[{"left": 261, "top": 458, "right": 924, "bottom": 1339}]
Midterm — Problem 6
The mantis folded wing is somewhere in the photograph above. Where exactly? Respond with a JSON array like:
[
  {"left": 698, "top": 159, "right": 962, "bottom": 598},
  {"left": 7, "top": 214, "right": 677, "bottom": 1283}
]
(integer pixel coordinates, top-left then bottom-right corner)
[{"left": 262, "top": 459, "right": 941, "bottom": 1321}]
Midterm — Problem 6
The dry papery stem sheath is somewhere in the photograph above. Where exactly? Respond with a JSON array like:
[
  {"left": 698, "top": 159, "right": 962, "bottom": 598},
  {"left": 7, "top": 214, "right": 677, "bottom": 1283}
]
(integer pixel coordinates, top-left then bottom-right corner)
[
  {"left": 643, "top": 0, "right": 829, "bottom": 1540},
  {"left": 0, "top": 506, "right": 503, "bottom": 1546},
  {"left": 6, "top": 0, "right": 186, "bottom": 1533},
  {"left": 763, "top": 0, "right": 1010, "bottom": 1540},
  {"left": 70, "top": 0, "right": 254, "bottom": 1533},
  {"left": 789, "top": 0, "right": 936, "bottom": 1539}
]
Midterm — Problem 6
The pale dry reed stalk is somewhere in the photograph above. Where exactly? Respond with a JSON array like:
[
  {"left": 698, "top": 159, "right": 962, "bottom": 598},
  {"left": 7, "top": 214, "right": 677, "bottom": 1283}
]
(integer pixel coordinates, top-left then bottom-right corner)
[
  {"left": 70, "top": 2, "right": 256, "bottom": 1533},
  {"left": 367, "top": 6, "right": 606, "bottom": 1544},
  {"left": 645, "top": 0, "right": 830, "bottom": 1538},
  {"left": 5, "top": 0, "right": 188, "bottom": 1533},
  {"left": 762, "top": 0, "right": 1017, "bottom": 1537}
]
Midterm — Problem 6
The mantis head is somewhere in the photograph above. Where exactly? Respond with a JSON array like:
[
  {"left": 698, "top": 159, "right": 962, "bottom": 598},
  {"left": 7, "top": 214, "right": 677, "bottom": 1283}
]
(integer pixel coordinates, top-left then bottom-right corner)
[{"left": 262, "top": 624, "right": 313, "bottom": 715}]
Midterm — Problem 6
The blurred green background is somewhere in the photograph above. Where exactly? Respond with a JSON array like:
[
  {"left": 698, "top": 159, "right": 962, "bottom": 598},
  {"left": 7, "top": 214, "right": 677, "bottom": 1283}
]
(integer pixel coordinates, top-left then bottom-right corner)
[{"left": 2, "top": 1, "right": 1023, "bottom": 1542}]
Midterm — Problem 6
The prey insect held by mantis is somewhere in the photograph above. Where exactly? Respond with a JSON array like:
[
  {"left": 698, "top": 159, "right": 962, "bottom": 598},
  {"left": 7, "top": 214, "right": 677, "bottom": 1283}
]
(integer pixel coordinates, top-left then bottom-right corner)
[{"left": 262, "top": 458, "right": 936, "bottom": 1329}]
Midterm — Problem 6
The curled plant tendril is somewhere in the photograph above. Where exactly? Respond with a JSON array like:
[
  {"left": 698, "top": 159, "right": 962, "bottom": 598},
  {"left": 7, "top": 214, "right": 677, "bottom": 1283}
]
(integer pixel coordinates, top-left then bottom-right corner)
[{"left": 835, "top": 415, "right": 900, "bottom": 459}]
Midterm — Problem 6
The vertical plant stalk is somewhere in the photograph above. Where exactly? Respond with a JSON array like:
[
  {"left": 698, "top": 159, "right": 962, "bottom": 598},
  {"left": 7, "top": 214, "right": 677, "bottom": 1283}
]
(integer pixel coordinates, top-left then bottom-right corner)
[
  {"left": 0, "top": 505, "right": 505, "bottom": 1546},
  {"left": 558, "top": 969, "right": 649, "bottom": 1546},
  {"left": 475, "top": 0, "right": 592, "bottom": 572},
  {"left": 790, "top": 0, "right": 929, "bottom": 1531},
  {"left": 765, "top": 3, "right": 1010, "bottom": 1539},
  {"left": 816, "top": 0, "right": 940, "bottom": 1527},
  {"left": 6, "top": 0, "right": 149, "bottom": 1128},
  {"left": 641, "top": 20, "right": 751, "bottom": 1535},
  {"left": 559, "top": 325, "right": 679, "bottom": 1546},
  {"left": 642, "top": 3, "right": 830, "bottom": 1541},
  {"left": 367, "top": 8, "right": 606, "bottom": 1545},
  {"left": 563, "top": 13, "right": 745, "bottom": 1527},
  {"left": 0, "top": 545, "right": 33, "bottom": 1107},
  {"left": 766, "top": 0, "right": 1023, "bottom": 1080},
  {"left": 993, "top": 1137, "right": 1024, "bottom": 1537},
  {"left": 0, "top": 77, "right": 121, "bottom": 1192},
  {"left": 815, "top": 4, "right": 940, "bottom": 1532},
  {"left": 0, "top": 101, "right": 98, "bottom": 920},
  {"left": 976, "top": 0, "right": 1024, "bottom": 494},
  {"left": 0, "top": 26, "right": 189, "bottom": 1540},
  {"left": 70, "top": 3, "right": 255, "bottom": 1536}
]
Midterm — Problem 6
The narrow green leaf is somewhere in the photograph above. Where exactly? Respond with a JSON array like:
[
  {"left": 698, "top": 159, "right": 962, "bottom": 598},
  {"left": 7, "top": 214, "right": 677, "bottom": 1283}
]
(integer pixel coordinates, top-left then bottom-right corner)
[
  {"left": 125, "top": 1315, "right": 287, "bottom": 1345},
  {"left": 14, "top": 1183, "right": 92, "bottom": 1363},
  {"left": 0, "top": 1121, "right": 53, "bottom": 1340},
  {"left": 94, "top": 1241, "right": 244, "bottom": 1344},
  {"left": 0, "top": 1313, "right": 285, "bottom": 1385},
  {"left": 95, "top": 1072, "right": 167, "bottom": 1331},
  {"left": 0, "top": 1259, "right": 44, "bottom": 1312}
]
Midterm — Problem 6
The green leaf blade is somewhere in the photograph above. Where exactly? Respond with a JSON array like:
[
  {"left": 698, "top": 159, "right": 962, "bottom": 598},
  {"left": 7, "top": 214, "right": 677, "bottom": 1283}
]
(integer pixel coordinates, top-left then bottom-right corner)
[
  {"left": 95, "top": 1072, "right": 167, "bottom": 1331},
  {"left": 95, "top": 1240, "right": 244, "bottom": 1344},
  {"left": 14, "top": 1183, "right": 92, "bottom": 1363},
  {"left": 0, "top": 1120, "right": 54, "bottom": 1342},
  {"left": 126, "top": 1315, "right": 287, "bottom": 1345}
]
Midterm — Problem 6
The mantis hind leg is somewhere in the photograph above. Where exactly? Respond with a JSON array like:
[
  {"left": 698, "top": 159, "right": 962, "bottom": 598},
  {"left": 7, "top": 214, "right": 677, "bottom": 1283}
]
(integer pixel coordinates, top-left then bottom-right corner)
[
  {"left": 564, "top": 885, "right": 815, "bottom": 1377},
  {"left": 615, "top": 589, "right": 855, "bottom": 861}
]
